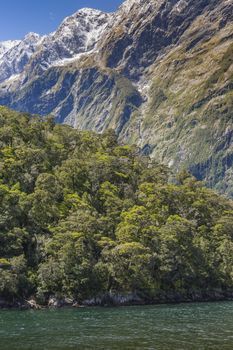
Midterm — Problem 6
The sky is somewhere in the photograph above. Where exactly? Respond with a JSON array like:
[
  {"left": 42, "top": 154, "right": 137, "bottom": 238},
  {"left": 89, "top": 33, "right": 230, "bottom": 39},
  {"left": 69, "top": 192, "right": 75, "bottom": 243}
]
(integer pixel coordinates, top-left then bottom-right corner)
[{"left": 0, "top": 0, "right": 124, "bottom": 41}]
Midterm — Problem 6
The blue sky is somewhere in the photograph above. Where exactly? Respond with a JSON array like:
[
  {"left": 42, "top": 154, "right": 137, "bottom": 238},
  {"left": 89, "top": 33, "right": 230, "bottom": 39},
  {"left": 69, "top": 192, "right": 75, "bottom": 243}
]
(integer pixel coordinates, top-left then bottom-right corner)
[{"left": 0, "top": 0, "right": 124, "bottom": 41}]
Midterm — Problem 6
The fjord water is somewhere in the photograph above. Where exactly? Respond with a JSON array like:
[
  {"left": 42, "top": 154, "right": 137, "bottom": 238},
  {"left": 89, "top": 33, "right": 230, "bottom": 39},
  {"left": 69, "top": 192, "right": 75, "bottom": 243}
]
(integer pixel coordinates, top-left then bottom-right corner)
[{"left": 0, "top": 302, "right": 232, "bottom": 350}]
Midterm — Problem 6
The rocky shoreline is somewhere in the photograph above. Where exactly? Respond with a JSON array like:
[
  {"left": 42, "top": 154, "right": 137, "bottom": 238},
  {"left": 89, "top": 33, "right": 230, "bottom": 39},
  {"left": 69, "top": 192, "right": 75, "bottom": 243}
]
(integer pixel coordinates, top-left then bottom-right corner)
[{"left": 1, "top": 290, "right": 233, "bottom": 310}]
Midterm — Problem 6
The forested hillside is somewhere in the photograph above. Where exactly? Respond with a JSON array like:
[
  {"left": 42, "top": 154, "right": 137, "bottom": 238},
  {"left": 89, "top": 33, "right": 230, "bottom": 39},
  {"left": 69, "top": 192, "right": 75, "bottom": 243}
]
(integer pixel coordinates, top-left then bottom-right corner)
[{"left": 0, "top": 107, "right": 232, "bottom": 306}]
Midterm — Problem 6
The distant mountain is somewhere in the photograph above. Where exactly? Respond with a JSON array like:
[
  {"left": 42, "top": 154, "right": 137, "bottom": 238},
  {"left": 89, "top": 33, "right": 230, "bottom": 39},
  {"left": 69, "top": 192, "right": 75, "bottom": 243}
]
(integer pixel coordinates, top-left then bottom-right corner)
[
  {"left": 0, "top": 40, "right": 20, "bottom": 58},
  {"left": 0, "top": 0, "right": 233, "bottom": 196},
  {"left": 0, "top": 33, "right": 41, "bottom": 83}
]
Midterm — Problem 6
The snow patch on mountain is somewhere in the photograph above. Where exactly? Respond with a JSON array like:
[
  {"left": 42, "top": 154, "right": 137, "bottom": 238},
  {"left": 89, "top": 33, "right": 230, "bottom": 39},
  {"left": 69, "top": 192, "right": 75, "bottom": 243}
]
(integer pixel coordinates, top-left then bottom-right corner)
[
  {"left": 120, "top": 0, "right": 139, "bottom": 11},
  {"left": 120, "top": 0, "right": 149, "bottom": 12},
  {"left": 0, "top": 40, "right": 20, "bottom": 58},
  {"left": 50, "top": 7, "right": 112, "bottom": 54},
  {"left": 0, "top": 33, "right": 41, "bottom": 83}
]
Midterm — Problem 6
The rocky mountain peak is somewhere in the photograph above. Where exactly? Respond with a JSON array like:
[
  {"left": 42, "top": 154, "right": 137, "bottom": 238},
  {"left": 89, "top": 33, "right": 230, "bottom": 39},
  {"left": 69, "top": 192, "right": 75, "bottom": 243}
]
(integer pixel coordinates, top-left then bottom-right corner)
[
  {"left": 58, "top": 7, "right": 110, "bottom": 31},
  {"left": 53, "top": 7, "right": 111, "bottom": 52},
  {"left": 0, "top": 40, "right": 20, "bottom": 58},
  {"left": 76, "top": 7, "right": 108, "bottom": 16},
  {"left": 0, "top": 33, "right": 41, "bottom": 83},
  {"left": 23, "top": 32, "right": 41, "bottom": 44},
  {"left": 24, "top": 32, "right": 40, "bottom": 40}
]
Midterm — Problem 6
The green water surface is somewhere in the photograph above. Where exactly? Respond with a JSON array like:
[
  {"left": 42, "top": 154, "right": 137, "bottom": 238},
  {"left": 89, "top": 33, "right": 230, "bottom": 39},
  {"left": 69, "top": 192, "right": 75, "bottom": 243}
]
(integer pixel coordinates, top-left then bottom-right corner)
[{"left": 0, "top": 301, "right": 233, "bottom": 349}]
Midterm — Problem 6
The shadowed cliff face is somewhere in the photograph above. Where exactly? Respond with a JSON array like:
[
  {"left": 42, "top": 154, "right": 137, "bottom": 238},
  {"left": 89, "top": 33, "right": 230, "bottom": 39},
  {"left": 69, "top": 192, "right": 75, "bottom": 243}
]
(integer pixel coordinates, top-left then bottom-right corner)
[
  {"left": 5, "top": 62, "right": 142, "bottom": 135},
  {"left": 101, "top": 0, "right": 221, "bottom": 78},
  {"left": 0, "top": 0, "right": 233, "bottom": 195}
]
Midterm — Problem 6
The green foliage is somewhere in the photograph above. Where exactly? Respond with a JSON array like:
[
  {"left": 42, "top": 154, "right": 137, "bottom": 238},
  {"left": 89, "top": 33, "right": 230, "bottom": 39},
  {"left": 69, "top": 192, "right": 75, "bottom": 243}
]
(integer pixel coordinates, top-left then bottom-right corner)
[{"left": 0, "top": 107, "right": 232, "bottom": 303}]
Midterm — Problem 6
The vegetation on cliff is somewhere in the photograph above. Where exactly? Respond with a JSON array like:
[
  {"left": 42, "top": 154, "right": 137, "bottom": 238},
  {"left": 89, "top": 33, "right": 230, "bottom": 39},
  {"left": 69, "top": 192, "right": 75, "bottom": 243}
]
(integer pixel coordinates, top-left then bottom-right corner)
[{"left": 0, "top": 107, "right": 232, "bottom": 304}]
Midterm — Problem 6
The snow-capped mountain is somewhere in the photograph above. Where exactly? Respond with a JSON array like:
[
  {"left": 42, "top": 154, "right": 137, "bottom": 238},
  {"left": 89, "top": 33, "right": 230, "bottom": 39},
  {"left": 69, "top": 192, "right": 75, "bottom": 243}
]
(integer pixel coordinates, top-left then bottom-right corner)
[
  {"left": 24, "top": 8, "right": 111, "bottom": 78},
  {"left": 0, "top": 40, "right": 20, "bottom": 58},
  {"left": 56, "top": 8, "right": 111, "bottom": 53},
  {"left": 0, "top": 0, "right": 233, "bottom": 196},
  {"left": 0, "top": 8, "right": 111, "bottom": 84},
  {"left": 0, "top": 33, "right": 41, "bottom": 83}
]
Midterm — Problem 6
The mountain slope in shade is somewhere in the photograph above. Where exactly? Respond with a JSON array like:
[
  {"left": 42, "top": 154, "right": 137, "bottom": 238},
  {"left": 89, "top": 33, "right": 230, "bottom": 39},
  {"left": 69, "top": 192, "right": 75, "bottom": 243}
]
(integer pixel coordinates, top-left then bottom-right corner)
[{"left": 0, "top": 0, "right": 233, "bottom": 196}]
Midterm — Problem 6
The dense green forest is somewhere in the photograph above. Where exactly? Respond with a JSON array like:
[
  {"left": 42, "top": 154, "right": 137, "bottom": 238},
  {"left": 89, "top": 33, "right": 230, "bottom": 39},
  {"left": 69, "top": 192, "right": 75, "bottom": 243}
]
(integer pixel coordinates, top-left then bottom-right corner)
[{"left": 0, "top": 106, "right": 232, "bottom": 305}]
